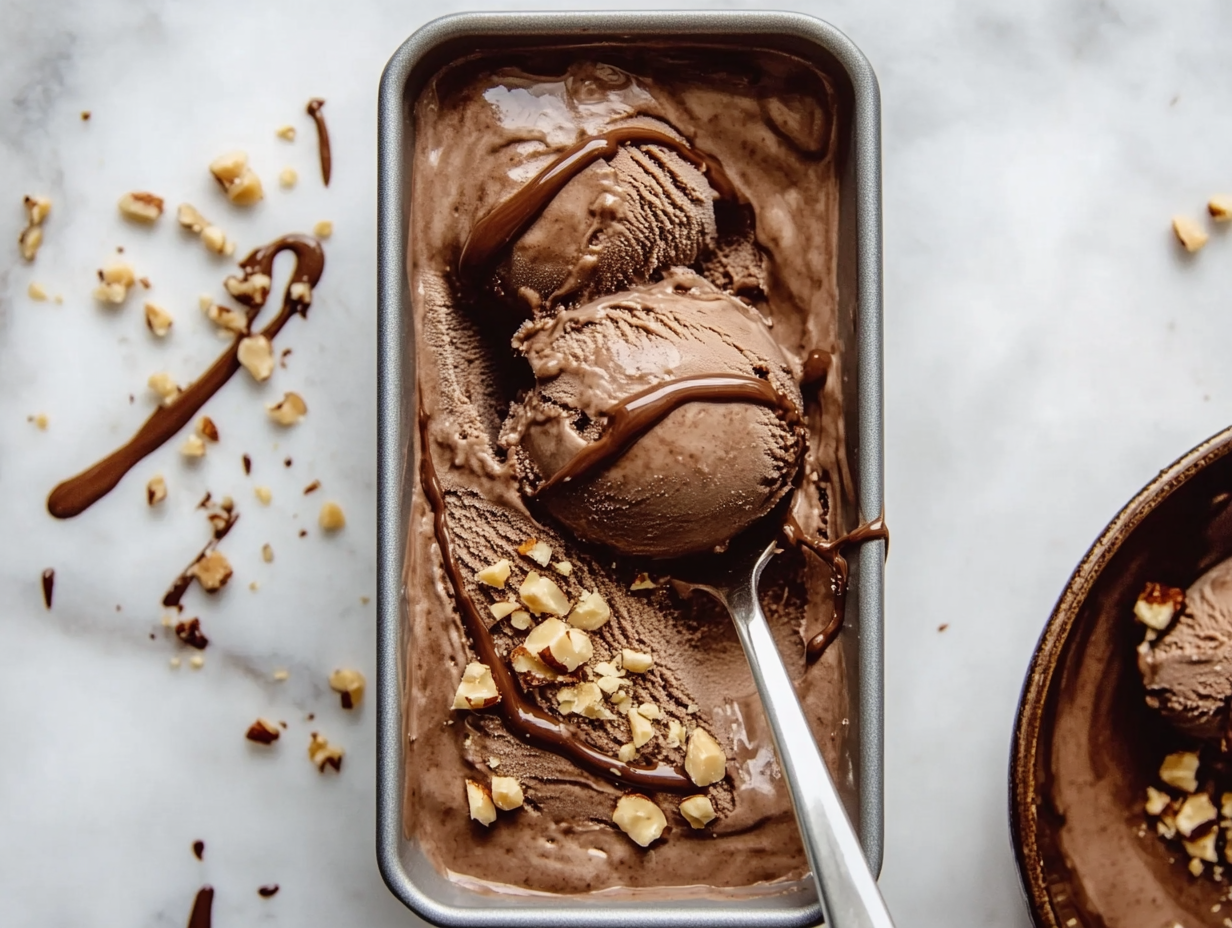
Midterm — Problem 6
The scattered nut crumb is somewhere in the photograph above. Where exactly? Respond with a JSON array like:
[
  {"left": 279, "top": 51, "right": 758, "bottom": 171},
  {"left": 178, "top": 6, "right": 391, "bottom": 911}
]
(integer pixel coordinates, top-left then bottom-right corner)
[
  {"left": 117, "top": 191, "right": 165, "bottom": 223},
  {"left": 1173, "top": 215, "right": 1209, "bottom": 253},
  {"left": 203, "top": 301, "right": 248, "bottom": 334},
  {"left": 569, "top": 590, "right": 611, "bottom": 630},
  {"left": 517, "top": 538, "right": 553, "bottom": 567},
  {"left": 453, "top": 662, "right": 500, "bottom": 709},
  {"left": 188, "top": 550, "right": 232, "bottom": 592},
  {"left": 225, "top": 272, "right": 271, "bottom": 303},
  {"left": 552, "top": 560, "right": 573, "bottom": 577},
  {"left": 19, "top": 195, "right": 51, "bottom": 261},
  {"left": 93, "top": 261, "right": 136, "bottom": 304},
  {"left": 170, "top": 656, "right": 181, "bottom": 669},
  {"left": 1176, "top": 793, "right": 1218, "bottom": 837},
  {"left": 630, "top": 573, "right": 657, "bottom": 591},
  {"left": 318, "top": 501, "right": 346, "bottom": 531},
  {"left": 302, "top": 479, "right": 320, "bottom": 495},
  {"left": 1161, "top": 751, "right": 1201, "bottom": 793},
  {"left": 1135, "top": 582, "right": 1184, "bottom": 631},
  {"left": 176, "top": 617, "right": 209, "bottom": 649},
  {"left": 519, "top": 571, "right": 570, "bottom": 616},
  {"left": 246, "top": 718, "right": 281, "bottom": 744},
  {"left": 148, "top": 371, "right": 181, "bottom": 404},
  {"left": 273, "top": 669, "right": 289, "bottom": 681},
  {"left": 192, "top": 840, "right": 204, "bottom": 860},
  {"left": 147, "top": 475, "right": 167, "bottom": 506},
  {"left": 685, "top": 728, "right": 727, "bottom": 787},
  {"left": 29, "top": 413, "right": 49, "bottom": 430},
  {"left": 1210, "top": 195, "right": 1232, "bottom": 221},
  {"left": 313, "top": 220, "right": 333, "bottom": 238},
  {"left": 487, "top": 757, "right": 501, "bottom": 769},
  {"left": 621, "top": 649, "right": 653, "bottom": 673},
  {"left": 491, "top": 776, "right": 523, "bottom": 811},
  {"left": 27, "top": 282, "right": 48, "bottom": 301},
  {"left": 525, "top": 617, "right": 593, "bottom": 672},
  {"left": 209, "top": 151, "right": 264, "bottom": 205},
  {"left": 181, "top": 435, "right": 206, "bottom": 458},
  {"left": 289, "top": 281, "right": 312, "bottom": 305},
  {"left": 196, "top": 416, "right": 219, "bottom": 442},
  {"left": 680, "top": 795, "right": 717, "bottom": 829},
  {"left": 144, "top": 302, "right": 173, "bottom": 336},
  {"left": 510, "top": 611, "right": 532, "bottom": 630},
  {"left": 179, "top": 204, "right": 236, "bottom": 255},
  {"left": 267, "top": 391, "right": 307, "bottom": 425},
  {"left": 329, "top": 668, "right": 366, "bottom": 709},
  {"left": 466, "top": 779, "right": 497, "bottom": 826},
  {"left": 489, "top": 601, "right": 518, "bottom": 620},
  {"left": 188, "top": 655, "right": 205, "bottom": 670},
  {"left": 279, "top": 167, "right": 298, "bottom": 189},
  {"left": 262, "top": 543, "right": 274, "bottom": 563},
  {"left": 476, "top": 559, "right": 512, "bottom": 588},
  {"left": 238, "top": 335, "right": 275, "bottom": 381},
  {"left": 255, "top": 486, "right": 272, "bottom": 505},
  {"left": 618, "top": 743, "right": 637, "bottom": 762},
  {"left": 307, "top": 732, "right": 344, "bottom": 772},
  {"left": 612, "top": 794, "right": 666, "bottom": 847}
]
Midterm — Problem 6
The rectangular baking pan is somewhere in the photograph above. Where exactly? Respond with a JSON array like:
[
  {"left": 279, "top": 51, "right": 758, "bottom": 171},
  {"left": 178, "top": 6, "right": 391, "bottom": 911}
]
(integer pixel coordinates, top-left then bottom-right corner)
[{"left": 376, "top": 11, "right": 884, "bottom": 927}]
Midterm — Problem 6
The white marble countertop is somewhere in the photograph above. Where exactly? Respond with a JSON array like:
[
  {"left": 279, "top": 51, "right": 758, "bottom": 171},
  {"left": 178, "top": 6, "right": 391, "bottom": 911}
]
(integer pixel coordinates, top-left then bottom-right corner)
[{"left": 4, "top": 1, "right": 1231, "bottom": 925}]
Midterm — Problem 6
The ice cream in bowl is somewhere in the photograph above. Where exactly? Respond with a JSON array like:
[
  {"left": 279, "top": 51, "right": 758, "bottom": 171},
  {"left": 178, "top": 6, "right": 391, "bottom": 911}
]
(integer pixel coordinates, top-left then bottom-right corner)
[{"left": 1012, "top": 424, "right": 1232, "bottom": 927}]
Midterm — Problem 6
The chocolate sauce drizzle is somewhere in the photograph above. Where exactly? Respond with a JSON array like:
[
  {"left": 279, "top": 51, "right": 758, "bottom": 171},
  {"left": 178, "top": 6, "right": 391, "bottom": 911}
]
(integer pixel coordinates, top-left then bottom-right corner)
[
  {"left": 419, "top": 409, "right": 694, "bottom": 792},
  {"left": 459, "top": 126, "right": 736, "bottom": 275},
  {"left": 163, "top": 510, "right": 239, "bottom": 608},
  {"left": 47, "top": 235, "right": 325, "bottom": 518},
  {"left": 41, "top": 568, "right": 54, "bottom": 609},
  {"left": 783, "top": 513, "right": 889, "bottom": 661},
  {"left": 536, "top": 373, "right": 803, "bottom": 496},
  {"left": 187, "top": 886, "right": 213, "bottom": 928},
  {"left": 306, "top": 98, "right": 331, "bottom": 186}
]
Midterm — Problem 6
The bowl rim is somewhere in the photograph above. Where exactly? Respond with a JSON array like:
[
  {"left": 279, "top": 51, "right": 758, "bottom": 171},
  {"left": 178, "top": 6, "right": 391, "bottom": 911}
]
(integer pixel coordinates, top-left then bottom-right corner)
[{"left": 1009, "top": 423, "right": 1232, "bottom": 926}]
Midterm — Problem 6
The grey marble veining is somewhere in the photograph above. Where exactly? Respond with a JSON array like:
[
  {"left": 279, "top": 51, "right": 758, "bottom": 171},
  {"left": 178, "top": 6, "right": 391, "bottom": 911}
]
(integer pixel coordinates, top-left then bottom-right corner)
[{"left": 4, "top": 1, "right": 1232, "bottom": 925}]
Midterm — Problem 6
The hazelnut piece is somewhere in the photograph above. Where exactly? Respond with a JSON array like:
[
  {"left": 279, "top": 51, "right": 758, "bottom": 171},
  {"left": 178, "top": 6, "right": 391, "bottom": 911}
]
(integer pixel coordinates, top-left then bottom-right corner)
[
  {"left": 489, "top": 601, "right": 518, "bottom": 620},
  {"left": 524, "top": 617, "right": 592, "bottom": 672},
  {"left": 1176, "top": 793, "right": 1218, "bottom": 837},
  {"left": 329, "top": 668, "right": 366, "bottom": 709},
  {"left": 679, "top": 795, "right": 717, "bottom": 829},
  {"left": 144, "top": 302, "right": 173, "bottom": 336},
  {"left": 452, "top": 662, "right": 500, "bottom": 709},
  {"left": 518, "top": 571, "right": 570, "bottom": 616},
  {"left": 568, "top": 590, "right": 611, "bottom": 630},
  {"left": 685, "top": 728, "right": 727, "bottom": 787},
  {"left": 466, "top": 779, "right": 497, "bottom": 826},
  {"left": 237, "top": 335, "right": 275, "bottom": 381},
  {"left": 1173, "top": 215, "right": 1209, "bottom": 253},
  {"left": 1134, "top": 582, "right": 1184, "bottom": 631},
  {"left": 147, "top": 475, "right": 167, "bottom": 506},
  {"left": 118, "top": 192, "right": 165, "bottom": 223},
  {"left": 267, "top": 392, "right": 307, "bottom": 426},
  {"left": 246, "top": 718, "right": 281, "bottom": 745},
  {"left": 307, "top": 732, "right": 344, "bottom": 772},
  {"left": 476, "top": 559, "right": 512, "bottom": 588},
  {"left": 1160, "top": 751, "right": 1200, "bottom": 793},
  {"left": 612, "top": 794, "right": 667, "bottom": 847},
  {"left": 517, "top": 538, "right": 552, "bottom": 567},
  {"left": 621, "top": 649, "right": 653, "bottom": 673},
  {"left": 491, "top": 776, "right": 524, "bottom": 811},
  {"left": 318, "top": 501, "right": 346, "bottom": 531},
  {"left": 189, "top": 550, "right": 232, "bottom": 592},
  {"left": 1209, "top": 195, "right": 1232, "bottom": 222}
]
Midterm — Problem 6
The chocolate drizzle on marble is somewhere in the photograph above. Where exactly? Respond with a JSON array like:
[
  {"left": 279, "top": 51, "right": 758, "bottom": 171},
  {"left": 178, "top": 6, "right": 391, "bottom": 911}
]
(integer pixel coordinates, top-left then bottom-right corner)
[
  {"left": 306, "top": 98, "right": 331, "bottom": 186},
  {"left": 783, "top": 513, "right": 889, "bottom": 661},
  {"left": 536, "top": 372, "right": 804, "bottom": 496},
  {"left": 187, "top": 886, "right": 213, "bottom": 928},
  {"left": 47, "top": 235, "right": 325, "bottom": 519},
  {"left": 419, "top": 408, "right": 694, "bottom": 793},
  {"left": 41, "top": 568, "right": 54, "bottom": 609},
  {"left": 459, "top": 126, "right": 736, "bottom": 276}
]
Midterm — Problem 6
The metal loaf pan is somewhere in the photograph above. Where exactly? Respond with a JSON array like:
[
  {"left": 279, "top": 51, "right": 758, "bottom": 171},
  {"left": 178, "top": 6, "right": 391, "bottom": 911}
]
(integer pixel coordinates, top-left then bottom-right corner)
[{"left": 377, "top": 11, "right": 883, "bottom": 927}]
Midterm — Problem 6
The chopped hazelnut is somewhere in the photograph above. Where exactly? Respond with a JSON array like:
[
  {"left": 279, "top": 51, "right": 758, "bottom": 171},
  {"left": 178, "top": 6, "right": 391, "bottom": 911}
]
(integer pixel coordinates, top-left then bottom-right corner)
[
  {"left": 685, "top": 728, "right": 727, "bottom": 787},
  {"left": 666, "top": 719, "right": 687, "bottom": 748},
  {"left": 144, "top": 302, "right": 173, "bottom": 336},
  {"left": 560, "top": 682, "right": 616, "bottom": 720},
  {"left": 524, "top": 617, "right": 593, "bottom": 672},
  {"left": 31, "top": 413, "right": 48, "bottom": 430},
  {"left": 489, "top": 601, "right": 518, "bottom": 620},
  {"left": 93, "top": 262, "right": 136, "bottom": 304},
  {"left": 510, "top": 610, "right": 532, "bottom": 630},
  {"left": 510, "top": 646, "right": 564, "bottom": 681},
  {"left": 146, "top": 475, "right": 167, "bottom": 506},
  {"left": 181, "top": 435, "right": 206, "bottom": 458},
  {"left": 307, "top": 732, "right": 344, "bottom": 772},
  {"left": 196, "top": 416, "right": 219, "bottom": 442},
  {"left": 202, "top": 225, "right": 235, "bottom": 256},
  {"left": 679, "top": 795, "right": 717, "bottom": 829},
  {"left": 147, "top": 371, "right": 180, "bottom": 403},
  {"left": 622, "top": 649, "right": 653, "bottom": 673},
  {"left": 267, "top": 391, "right": 307, "bottom": 425},
  {"left": 475, "top": 559, "right": 512, "bottom": 588},
  {"left": 491, "top": 776, "right": 523, "bottom": 811},
  {"left": 1185, "top": 828, "right": 1219, "bottom": 864},
  {"left": 628, "top": 708, "right": 655, "bottom": 748},
  {"left": 313, "top": 220, "right": 333, "bottom": 238},
  {"left": 273, "top": 669, "right": 289, "bottom": 681},
  {"left": 1173, "top": 215, "right": 1209, "bottom": 253},
  {"left": 638, "top": 702, "right": 664, "bottom": 721},
  {"left": 1209, "top": 195, "right": 1232, "bottom": 221},
  {"left": 28, "top": 282, "right": 48, "bottom": 301},
  {"left": 175, "top": 617, "right": 209, "bottom": 649},
  {"left": 18, "top": 224, "right": 43, "bottom": 262},
  {"left": 517, "top": 538, "right": 553, "bottom": 567},
  {"left": 276, "top": 125, "right": 296, "bottom": 141},
  {"left": 238, "top": 335, "right": 275, "bottom": 381},
  {"left": 178, "top": 203, "right": 208, "bottom": 233},
  {"left": 329, "top": 668, "right": 366, "bottom": 709},
  {"left": 518, "top": 571, "right": 570, "bottom": 616},
  {"left": 1161, "top": 751, "right": 1201, "bottom": 793},
  {"left": 24, "top": 195, "right": 51, "bottom": 225},
  {"left": 203, "top": 301, "right": 248, "bottom": 334},
  {"left": 255, "top": 486, "right": 272, "bottom": 505},
  {"left": 453, "top": 662, "right": 501, "bottom": 710},
  {"left": 118, "top": 191, "right": 165, "bottom": 223},
  {"left": 279, "top": 167, "right": 298, "bottom": 188},
  {"left": 246, "top": 718, "right": 281, "bottom": 744},
  {"left": 466, "top": 779, "right": 497, "bottom": 826},
  {"left": 189, "top": 654, "right": 205, "bottom": 669},
  {"left": 209, "top": 151, "right": 264, "bottom": 205},
  {"left": 225, "top": 272, "right": 272, "bottom": 304},
  {"left": 262, "top": 543, "right": 274, "bottom": 563},
  {"left": 618, "top": 743, "right": 637, "bottom": 762},
  {"left": 289, "top": 281, "right": 312, "bottom": 305},
  {"left": 1134, "top": 582, "right": 1184, "bottom": 632},
  {"left": 318, "top": 501, "right": 346, "bottom": 531},
  {"left": 569, "top": 590, "right": 611, "bottom": 630},
  {"left": 612, "top": 794, "right": 666, "bottom": 847},
  {"left": 553, "top": 560, "right": 573, "bottom": 576},
  {"left": 596, "top": 675, "right": 624, "bottom": 695},
  {"left": 189, "top": 550, "right": 232, "bottom": 592},
  {"left": 630, "top": 573, "right": 657, "bottom": 591},
  {"left": 1177, "top": 793, "right": 1218, "bottom": 837}
]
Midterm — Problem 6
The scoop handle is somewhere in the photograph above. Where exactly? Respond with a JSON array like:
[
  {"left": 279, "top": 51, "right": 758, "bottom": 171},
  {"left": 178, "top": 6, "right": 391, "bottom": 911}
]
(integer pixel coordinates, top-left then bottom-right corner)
[{"left": 724, "top": 573, "right": 896, "bottom": 928}]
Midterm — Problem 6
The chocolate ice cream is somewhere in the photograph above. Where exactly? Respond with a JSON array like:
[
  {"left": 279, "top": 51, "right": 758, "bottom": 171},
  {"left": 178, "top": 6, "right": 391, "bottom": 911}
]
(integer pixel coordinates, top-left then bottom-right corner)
[{"left": 404, "top": 46, "right": 859, "bottom": 896}]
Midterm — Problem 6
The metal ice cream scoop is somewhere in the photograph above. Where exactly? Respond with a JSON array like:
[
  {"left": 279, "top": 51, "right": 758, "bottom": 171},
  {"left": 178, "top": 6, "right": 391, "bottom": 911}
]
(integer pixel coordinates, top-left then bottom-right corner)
[{"left": 673, "top": 514, "right": 896, "bottom": 928}]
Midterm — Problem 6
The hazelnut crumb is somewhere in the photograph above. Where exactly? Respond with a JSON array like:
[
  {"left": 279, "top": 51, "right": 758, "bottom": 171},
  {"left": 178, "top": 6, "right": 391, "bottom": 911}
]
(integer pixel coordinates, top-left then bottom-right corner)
[
  {"left": 189, "top": 654, "right": 205, "bottom": 670},
  {"left": 276, "top": 125, "right": 296, "bottom": 141},
  {"left": 329, "top": 668, "right": 366, "bottom": 709},
  {"left": 313, "top": 220, "right": 333, "bottom": 238},
  {"left": 289, "top": 281, "right": 312, "bottom": 305},
  {"left": 170, "top": 656, "right": 182, "bottom": 669},
  {"left": 30, "top": 413, "right": 49, "bottom": 430},
  {"left": 685, "top": 728, "right": 727, "bottom": 787},
  {"left": 94, "top": 262, "right": 136, "bottom": 304},
  {"left": 1173, "top": 215, "right": 1209, "bottom": 253},
  {"left": 209, "top": 151, "right": 264, "bottom": 205},
  {"left": 318, "top": 501, "right": 346, "bottom": 531},
  {"left": 181, "top": 435, "right": 206, "bottom": 458},
  {"left": 144, "top": 302, "right": 173, "bottom": 336},
  {"left": 146, "top": 475, "right": 167, "bottom": 506},
  {"left": 303, "top": 480, "right": 320, "bottom": 495},
  {"left": 1209, "top": 195, "right": 1232, "bottom": 221},
  {"left": 680, "top": 795, "right": 717, "bottom": 829},
  {"left": 630, "top": 573, "right": 657, "bottom": 591},
  {"left": 27, "top": 282, "right": 48, "bottom": 301},
  {"left": 612, "top": 794, "right": 667, "bottom": 847},
  {"left": 279, "top": 167, "right": 298, "bottom": 189},
  {"left": 117, "top": 192, "right": 165, "bottom": 223},
  {"left": 148, "top": 371, "right": 181, "bottom": 405},
  {"left": 491, "top": 776, "right": 523, "bottom": 811},
  {"left": 262, "top": 543, "right": 274, "bottom": 563},
  {"left": 476, "top": 559, "right": 512, "bottom": 588},
  {"left": 188, "top": 550, "right": 232, "bottom": 592},
  {"left": 466, "top": 779, "right": 497, "bottom": 826},
  {"left": 246, "top": 718, "right": 281, "bottom": 744},
  {"left": 255, "top": 486, "right": 272, "bottom": 505},
  {"left": 307, "top": 731, "right": 344, "bottom": 772},
  {"left": 267, "top": 391, "right": 307, "bottom": 425},
  {"left": 273, "top": 669, "right": 289, "bottom": 681},
  {"left": 238, "top": 335, "right": 275, "bottom": 381},
  {"left": 196, "top": 416, "right": 219, "bottom": 442}
]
